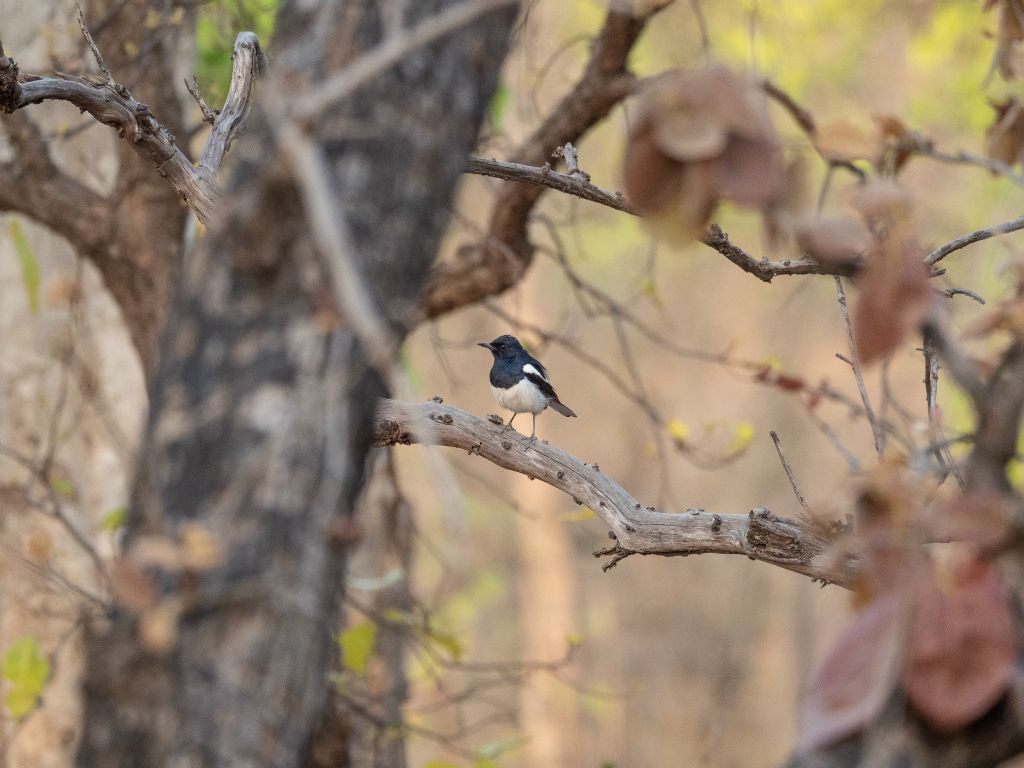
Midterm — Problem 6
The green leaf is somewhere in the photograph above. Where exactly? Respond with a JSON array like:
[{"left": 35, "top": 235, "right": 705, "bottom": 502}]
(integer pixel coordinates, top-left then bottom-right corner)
[
  {"left": 100, "top": 507, "right": 127, "bottom": 532},
  {"left": 474, "top": 735, "right": 527, "bottom": 761},
  {"left": 424, "top": 762, "right": 463, "bottom": 768},
  {"left": 49, "top": 475, "right": 75, "bottom": 499},
  {"left": 338, "top": 622, "right": 376, "bottom": 675},
  {"left": 3, "top": 637, "right": 49, "bottom": 718},
  {"left": 8, "top": 219, "right": 40, "bottom": 313},
  {"left": 488, "top": 79, "right": 511, "bottom": 129},
  {"left": 424, "top": 623, "right": 464, "bottom": 661}
]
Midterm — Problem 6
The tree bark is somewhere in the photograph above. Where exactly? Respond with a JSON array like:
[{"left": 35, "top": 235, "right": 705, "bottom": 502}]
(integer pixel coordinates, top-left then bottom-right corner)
[{"left": 76, "top": 2, "right": 515, "bottom": 766}]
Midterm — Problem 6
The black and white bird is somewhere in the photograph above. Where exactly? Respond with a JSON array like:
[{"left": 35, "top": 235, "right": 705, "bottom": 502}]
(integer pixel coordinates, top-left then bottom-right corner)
[{"left": 478, "top": 334, "right": 577, "bottom": 444}]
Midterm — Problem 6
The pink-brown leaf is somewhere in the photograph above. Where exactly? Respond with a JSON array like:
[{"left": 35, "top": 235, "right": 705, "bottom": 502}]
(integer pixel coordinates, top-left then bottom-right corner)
[
  {"left": 903, "top": 558, "right": 1017, "bottom": 732},
  {"left": 797, "top": 592, "right": 907, "bottom": 754}
]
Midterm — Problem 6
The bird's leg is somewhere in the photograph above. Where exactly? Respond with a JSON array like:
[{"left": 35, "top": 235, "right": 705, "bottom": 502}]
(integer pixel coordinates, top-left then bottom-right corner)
[
  {"left": 500, "top": 412, "right": 518, "bottom": 435},
  {"left": 526, "top": 413, "right": 537, "bottom": 448}
]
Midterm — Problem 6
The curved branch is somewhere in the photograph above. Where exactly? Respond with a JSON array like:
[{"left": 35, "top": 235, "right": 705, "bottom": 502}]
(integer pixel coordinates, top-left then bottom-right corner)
[
  {"left": 424, "top": 9, "right": 650, "bottom": 318},
  {"left": 925, "top": 212, "right": 1024, "bottom": 266},
  {"left": 374, "top": 399, "right": 853, "bottom": 585}
]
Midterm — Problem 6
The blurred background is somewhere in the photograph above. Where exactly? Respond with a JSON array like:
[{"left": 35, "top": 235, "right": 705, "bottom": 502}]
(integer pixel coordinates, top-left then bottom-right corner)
[{"left": 1, "top": 1, "right": 1020, "bottom": 766}]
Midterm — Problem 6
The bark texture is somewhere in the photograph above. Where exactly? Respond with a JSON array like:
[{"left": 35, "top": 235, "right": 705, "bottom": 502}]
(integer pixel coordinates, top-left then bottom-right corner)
[{"left": 76, "top": 2, "right": 515, "bottom": 766}]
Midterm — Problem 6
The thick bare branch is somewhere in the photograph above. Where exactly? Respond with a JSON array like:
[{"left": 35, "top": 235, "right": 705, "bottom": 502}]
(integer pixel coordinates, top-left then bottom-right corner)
[
  {"left": 4, "top": 31, "right": 264, "bottom": 226},
  {"left": 374, "top": 399, "right": 852, "bottom": 585}
]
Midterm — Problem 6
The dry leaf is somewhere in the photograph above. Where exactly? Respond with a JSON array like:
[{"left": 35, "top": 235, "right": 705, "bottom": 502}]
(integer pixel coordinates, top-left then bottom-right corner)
[
  {"left": 813, "top": 120, "right": 879, "bottom": 164},
  {"left": 986, "top": 99, "right": 1024, "bottom": 168},
  {"left": 623, "top": 64, "right": 782, "bottom": 240},
  {"left": 848, "top": 184, "right": 929, "bottom": 365},
  {"left": 794, "top": 216, "right": 874, "bottom": 265},
  {"left": 109, "top": 557, "right": 158, "bottom": 612},
  {"left": 903, "top": 557, "right": 1017, "bottom": 731},
  {"left": 797, "top": 592, "right": 907, "bottom": 754}
]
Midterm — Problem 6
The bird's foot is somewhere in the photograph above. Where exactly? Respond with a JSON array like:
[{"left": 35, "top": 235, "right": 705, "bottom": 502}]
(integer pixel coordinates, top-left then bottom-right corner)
[{"left": 525, "top": 434, "right": 537, "bottom": 449}]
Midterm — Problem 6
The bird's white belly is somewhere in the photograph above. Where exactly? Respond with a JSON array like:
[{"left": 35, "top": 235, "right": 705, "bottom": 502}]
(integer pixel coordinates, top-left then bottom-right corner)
[{"left": 491, "top": 380, "right": 548, "bottom": 414}]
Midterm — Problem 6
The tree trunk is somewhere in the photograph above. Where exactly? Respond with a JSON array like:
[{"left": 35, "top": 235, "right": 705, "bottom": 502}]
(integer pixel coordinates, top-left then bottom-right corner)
[{"left": 76, "top": 2, "right": 515, "bottom": 766}]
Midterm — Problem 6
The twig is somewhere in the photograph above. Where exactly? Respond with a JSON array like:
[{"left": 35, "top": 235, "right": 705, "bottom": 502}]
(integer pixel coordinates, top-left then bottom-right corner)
[
  {"left": 921, "top": 146, "right": 1024, "bottom": 190},
  {"left": 295, "top": 0, "right": 519, "bottom": 118},
  {"left": 921, "top": 315, "right": 986, "bottom": 403},
  {"left": 466, "top": 155, "right": 632, "bottom": 212},
  {"left": 935, "top": 286, "right": 986, "bottom": 304},
  {"left": 185, "top": 75, "right": 218, "bottom": 124},
  {"left": 74, "top": 1, "right": 111, "bottom": 83},
  {"left": 925, "top": 212, "right": 1024, "bottom": 266},
  {"left": 770, "top": 430, "right": 811, "bottom": 518},
  {"left": 834, "top": 276, "right": 885, "bottom": 459},
  {"left": 923, "top": 339, "right": 966, "bottom": 489}
]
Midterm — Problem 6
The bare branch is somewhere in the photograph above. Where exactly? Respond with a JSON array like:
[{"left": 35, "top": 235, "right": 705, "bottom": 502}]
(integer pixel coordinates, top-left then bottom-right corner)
[
  {"left": 279, "top": 120, "right": 398, "bottom": 372},
  {"left": 834, "top": 276, "right": 885, "bottom": 459},
  {"left": 462, "top": 158, "right": 857, "bottom": 281},
  {"left": 925, "top": 212, "right": 1024, "bottom": 266},
  {"left": 75, "top": 1, "right": 112, "bottom": 83},
  {"left": 185, "top": 75, "right": 218, "bottom": 125},
  {"left": 425, "top": 8, "right": 651, "bottom": 318},
  {"left": 4, "top": 31, "right": 264, "bottom": 226},
  {"left": 770, "top": 430, "right": 812, "bottom": 518},
  {"left": 294, "top": 0, "right": 520, "bottom": 118},
  {"left": 923, "top": 339, "right": 965, "bottom": 489},
  {"left": 374, "top": 399, "right": 853, "bottom": 586},
  {"left": 466, "top": 155, "right": 633, "bottom": 212},
  {"left": 198, "top": 32, "right": 265, "bottom": 172},
  {"left": 921, "top": 317, "right": 987, "bottom": 403}
]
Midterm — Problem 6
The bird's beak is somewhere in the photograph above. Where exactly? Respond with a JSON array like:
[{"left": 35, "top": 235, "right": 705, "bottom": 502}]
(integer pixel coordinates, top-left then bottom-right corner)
[{"left": 477, "top": 342, "right": 492, "bottom": 350}]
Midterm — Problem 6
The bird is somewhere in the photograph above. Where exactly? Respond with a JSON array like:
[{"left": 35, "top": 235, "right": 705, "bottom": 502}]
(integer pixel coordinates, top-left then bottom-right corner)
[{"left": 478, "top": 334, "right": 577, "bottom": 445}]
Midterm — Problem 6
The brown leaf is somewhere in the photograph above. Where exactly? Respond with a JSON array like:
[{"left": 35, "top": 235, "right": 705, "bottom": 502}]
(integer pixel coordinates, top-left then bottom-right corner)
[
  {"left": 622, "top": 121, "right": 685, "bottom": 215},
  {"left": 797, "top": 592, "right": 907, "bottom": 754},
  {"left": 813, "top": 120, "right": 879, "bottom": 163},
  {"left": 623, "top": 64, "right": 783, "bottom": 237},
  {"left": 993, "top": 0, "right": 1024, "bottom": 79},
  {"left": 986, "top": 99, "right": 1024, "bottom": 168},
  {"left": 716, "top": 134, "right": 783, "bottom": 206},
  {"left": 794, "top": 216, "right": 874, "bottom": 265},
  {"left": 853, "top": 242, "right": 931, "bottom": 365},
  {"left": 903, "top": 557, "right": 1017, "bottom": 731},
  {"left": 110, "top": 557, "right": 158, "bottom": 612}
]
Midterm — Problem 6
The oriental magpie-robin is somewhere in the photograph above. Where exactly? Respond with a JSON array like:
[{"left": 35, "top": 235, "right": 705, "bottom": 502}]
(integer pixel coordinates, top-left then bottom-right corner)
[{"left": 478, "top": 334, "right": 577, "bottom": 444}]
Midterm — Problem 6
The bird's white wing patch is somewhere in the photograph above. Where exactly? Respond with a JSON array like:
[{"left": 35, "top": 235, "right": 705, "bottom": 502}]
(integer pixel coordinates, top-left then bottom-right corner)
[{"left": 522, "top": 363, "right": 548, "bottom": 382}]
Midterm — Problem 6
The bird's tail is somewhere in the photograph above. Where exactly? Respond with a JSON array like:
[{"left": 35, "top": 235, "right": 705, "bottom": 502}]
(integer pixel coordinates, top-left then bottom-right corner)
[{"left": 549, "top": 399, "right": 577, "bottom": 418}]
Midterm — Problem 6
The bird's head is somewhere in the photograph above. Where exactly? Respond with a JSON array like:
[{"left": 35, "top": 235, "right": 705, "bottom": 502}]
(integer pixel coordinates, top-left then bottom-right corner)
[{"left": 477, "top": 334, "right": 524, "bottom": 360}]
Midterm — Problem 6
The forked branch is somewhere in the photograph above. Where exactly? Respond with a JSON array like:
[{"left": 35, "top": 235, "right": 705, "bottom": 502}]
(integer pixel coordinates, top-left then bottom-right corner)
[{"left": 1, "top": 30, "right": 264, "bottom": 225}]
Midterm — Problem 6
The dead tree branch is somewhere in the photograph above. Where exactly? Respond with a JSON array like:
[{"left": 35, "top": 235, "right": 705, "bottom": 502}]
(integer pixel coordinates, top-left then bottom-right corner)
[
  {"left": 374, "top": 399, "right": 852, "bottom": 586},
  {"left": 2, "top": 30, "right": 264, "bottom": 225},
  {"left": 424, "top": 8, "right": 651, "bottom": 318}
]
